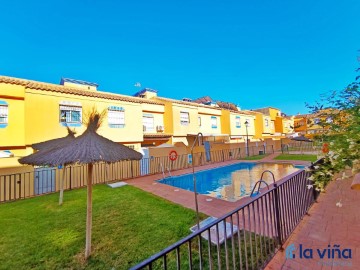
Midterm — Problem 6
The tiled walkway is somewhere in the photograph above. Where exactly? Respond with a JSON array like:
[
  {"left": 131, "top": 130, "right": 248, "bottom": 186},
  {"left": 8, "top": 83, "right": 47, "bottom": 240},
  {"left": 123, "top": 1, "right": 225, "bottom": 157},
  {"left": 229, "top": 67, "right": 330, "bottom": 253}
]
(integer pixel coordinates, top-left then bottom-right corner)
[
  {"left": 125, "top": 153, "right": 360, "bottom": 269},
  {"left": 265, "top": 174, "right": 360, "bottom": 270},
  {"left": 127, "top": 154, "right": 360, "bottom": 269}
]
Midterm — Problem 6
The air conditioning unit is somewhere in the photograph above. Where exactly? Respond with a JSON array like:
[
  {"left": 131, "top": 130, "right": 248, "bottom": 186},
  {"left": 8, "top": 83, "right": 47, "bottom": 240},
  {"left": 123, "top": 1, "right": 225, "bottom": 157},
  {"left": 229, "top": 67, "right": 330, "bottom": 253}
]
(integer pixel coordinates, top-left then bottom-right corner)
[{"left": 156, "top": 125, "right": 164, "bottom": 132}]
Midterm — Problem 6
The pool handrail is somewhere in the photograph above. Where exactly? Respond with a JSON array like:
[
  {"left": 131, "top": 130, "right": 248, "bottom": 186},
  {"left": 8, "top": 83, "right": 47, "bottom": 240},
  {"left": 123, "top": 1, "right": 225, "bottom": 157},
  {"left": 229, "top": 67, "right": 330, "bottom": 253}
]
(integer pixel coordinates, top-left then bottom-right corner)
[
  {"left": 250, "top": 179, "right": 270, "bottom": 197},
  {"left": 159, "top": 163, "right": 166, "bottom": 179},
  {"left": 131, "top": 169, "right": 314, "bottom": 270},
  {"left": 260, "top": 170, "right": 276, "bottom": 184},
  {"left": 166, "top": 166, "right": 172, "bottom": 178}
]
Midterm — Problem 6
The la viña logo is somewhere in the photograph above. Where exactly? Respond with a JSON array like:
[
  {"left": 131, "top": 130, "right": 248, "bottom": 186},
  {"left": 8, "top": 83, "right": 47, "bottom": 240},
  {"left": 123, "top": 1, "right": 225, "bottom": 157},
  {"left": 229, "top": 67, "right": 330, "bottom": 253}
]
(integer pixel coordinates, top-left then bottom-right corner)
[{"left": 285, "top": 243, "right": 352, "bottom": 259}]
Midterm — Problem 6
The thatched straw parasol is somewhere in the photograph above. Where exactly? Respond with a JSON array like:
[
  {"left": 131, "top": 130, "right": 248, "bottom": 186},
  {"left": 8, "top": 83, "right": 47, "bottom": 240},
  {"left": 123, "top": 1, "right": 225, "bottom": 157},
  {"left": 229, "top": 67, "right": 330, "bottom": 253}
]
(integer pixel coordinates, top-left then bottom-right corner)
[
  {"left": 290, "top": 135, "right": 312, "bottom": 142},
  {"left": 31, "top": 127, "right": 77, "bottom": 205},
  {"left": 290, "top": 135, "right": 313, "bottom": 154},
  {"left": 19, "top": 110, "right": 142, "bottom": 259},
  {"left": 32, "top": 126, "right": 76, "bottom": 151}
]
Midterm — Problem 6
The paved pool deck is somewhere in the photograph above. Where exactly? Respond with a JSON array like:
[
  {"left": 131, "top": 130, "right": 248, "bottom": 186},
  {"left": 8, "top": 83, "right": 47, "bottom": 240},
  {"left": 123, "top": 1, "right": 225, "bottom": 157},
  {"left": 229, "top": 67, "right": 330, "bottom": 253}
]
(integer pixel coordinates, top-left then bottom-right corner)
[
  {"left": 125, "top": 153, "right": 310, "bottom": 218},
  {"left": 125, "top": 153, "right": 360, "bottom": 269},
  {"left": 265, "top": 173, "right": 360, "bottom": 270}
]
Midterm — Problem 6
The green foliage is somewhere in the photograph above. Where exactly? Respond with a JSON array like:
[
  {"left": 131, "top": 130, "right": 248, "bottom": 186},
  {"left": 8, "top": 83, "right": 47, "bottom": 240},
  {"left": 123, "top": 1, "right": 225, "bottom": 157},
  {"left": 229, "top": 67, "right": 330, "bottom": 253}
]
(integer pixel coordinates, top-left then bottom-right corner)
[
  {"left": 0, "top": 185, "right": 204, "bottom": 269},
  {"left": 239, "top": 154, "right": 269, "bottom": 160},
  {"left": 307, "top": 157, "right": 336, "bottom": 191},
  {"left": 0, "top": 185, "right": 274, "bottom": 269},
  {"left": 274, "top": 154, "right": 317, "bottom": 162},
  {"left": 307, "top": 65, "right": 360, "bottom": 189}
]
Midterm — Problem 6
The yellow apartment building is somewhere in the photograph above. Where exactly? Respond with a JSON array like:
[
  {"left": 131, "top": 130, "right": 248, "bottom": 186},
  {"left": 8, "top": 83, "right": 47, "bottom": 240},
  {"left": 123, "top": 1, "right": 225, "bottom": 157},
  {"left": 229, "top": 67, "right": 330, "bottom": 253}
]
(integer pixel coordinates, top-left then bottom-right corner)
[
  {"left": 254, "top": 107, "right": 283, "bottom": 133},
  {"left": 245, "top": 111, "right": 273, "bottom": 139},
  {"left": 253, "top": 107, "right": 294, "bottom": 137},
  {"left": 220, "top": 109, "right": 256, "bottom": 143},
  {"left": 153, "top": 96, "right": 224, "bottom": 146},
  {"left": 282, "top": 116, "right": 295, "bottom": 134},
  {"left": 0, "top": 75, "right": 298, "bottom": 170},
  {"left": 191, "top": 97, "right": 258, "bottom": 143},
  {"left": 0, "top": 76, "right": 165, "bottom": 168},
  {"left": 294, "top": 114, "right": 308, "bottom": 134},
  {"left": 294, "top": 110, "right": 334, "bottom": 137},
  {"left": 135, "top": 89, "right": 172, "bottom": 147}
]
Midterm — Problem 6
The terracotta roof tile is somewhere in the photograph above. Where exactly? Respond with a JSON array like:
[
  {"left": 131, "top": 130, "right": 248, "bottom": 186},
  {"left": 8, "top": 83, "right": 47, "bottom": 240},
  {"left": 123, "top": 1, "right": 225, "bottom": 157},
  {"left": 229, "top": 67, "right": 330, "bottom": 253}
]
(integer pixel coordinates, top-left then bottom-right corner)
[
  {"left": 192, "top": 96, "right": 214, "bottom": 104},
  {"left": 216, "top": 101, "right": 238, "bottom": 111},
  {"left": 0, "top": 76, "right": 29, "bottom": 86},
  {"left": 0, "top": 75, "right": 163, "bottom": 105}
]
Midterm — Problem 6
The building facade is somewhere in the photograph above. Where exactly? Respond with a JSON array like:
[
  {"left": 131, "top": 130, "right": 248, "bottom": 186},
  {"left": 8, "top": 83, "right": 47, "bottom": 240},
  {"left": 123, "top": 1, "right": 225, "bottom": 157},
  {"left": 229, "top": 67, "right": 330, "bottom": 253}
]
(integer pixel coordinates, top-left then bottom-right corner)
[
  {"left": 0, "top": 75, "right": 298, "bottom": 169},
  {"left": 0, "top": 76, "right": 164, "bottom": 167}
]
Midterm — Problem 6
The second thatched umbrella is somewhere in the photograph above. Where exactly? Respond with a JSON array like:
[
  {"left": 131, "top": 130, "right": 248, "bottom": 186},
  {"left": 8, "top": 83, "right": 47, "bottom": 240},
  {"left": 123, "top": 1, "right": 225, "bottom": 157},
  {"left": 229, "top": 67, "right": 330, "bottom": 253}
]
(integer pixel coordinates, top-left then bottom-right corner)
[
  {"left": 290, "top": 135, "right": 313, "bottom": 142},
  {"left": 19, "top": 111, "right": 143, "bottom": 259},
  {"left": 291, "top": 135, "right": 313, "bottom": 153},
  {"left": 31, "top": 127, "right": 76, "bottom": 205}
]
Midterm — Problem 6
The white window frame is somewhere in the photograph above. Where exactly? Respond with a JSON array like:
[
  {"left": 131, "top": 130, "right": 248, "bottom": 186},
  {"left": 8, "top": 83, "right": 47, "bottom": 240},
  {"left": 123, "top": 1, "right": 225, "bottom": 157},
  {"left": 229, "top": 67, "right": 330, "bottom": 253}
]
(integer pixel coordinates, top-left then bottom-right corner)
[
  {"left": 0, "top": 104, "right": 8, "bottom": 124},
  {"left": 211, "top": 116, "right": 218, "bottom": 129},
  {"left": 265, "top": 119, "right": 269, "bottom": 127},
  {"left": 235, "top": 116, "right": 241, "bottom": 128},
  {"left": 326, "top": 117, "right": 333, "bottom": 123},
  {"left": 59, "top": 105, "right": 82, "bottom": 124},
  {"left": 180, "top": 112, "right": 190, "bottom": 125},
  {"left": 143, "top": 114, "right": 154, "bottom": 131},
  {"left": 108, "top": 107, "right": 125, "bottom": 127}
]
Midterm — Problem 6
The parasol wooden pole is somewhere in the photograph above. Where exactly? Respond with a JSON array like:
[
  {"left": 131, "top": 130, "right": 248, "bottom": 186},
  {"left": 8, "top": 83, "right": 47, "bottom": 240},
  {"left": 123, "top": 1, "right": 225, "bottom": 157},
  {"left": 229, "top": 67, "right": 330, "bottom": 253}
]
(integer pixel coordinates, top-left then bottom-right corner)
[{"left": 85, "top": 163, "right": 93, "bottom": 259}]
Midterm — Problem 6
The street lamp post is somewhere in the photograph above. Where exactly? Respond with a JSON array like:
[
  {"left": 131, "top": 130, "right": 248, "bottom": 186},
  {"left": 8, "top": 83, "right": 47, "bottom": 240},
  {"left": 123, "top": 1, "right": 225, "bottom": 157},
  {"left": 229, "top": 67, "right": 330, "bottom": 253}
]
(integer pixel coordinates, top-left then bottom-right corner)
[
  {"left": 245, "top": 120, "right": 249, "bottom": 156},
  {"left": 190, "top": 132, "right": 204, "bottom": 230}
]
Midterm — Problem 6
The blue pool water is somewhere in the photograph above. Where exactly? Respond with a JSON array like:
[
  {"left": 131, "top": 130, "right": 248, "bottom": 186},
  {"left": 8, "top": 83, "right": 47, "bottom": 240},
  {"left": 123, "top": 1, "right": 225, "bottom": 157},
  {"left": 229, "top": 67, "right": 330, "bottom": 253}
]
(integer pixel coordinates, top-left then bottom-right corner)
[{"left": 158, "top": 162, "right": 304, "bottom": 202}]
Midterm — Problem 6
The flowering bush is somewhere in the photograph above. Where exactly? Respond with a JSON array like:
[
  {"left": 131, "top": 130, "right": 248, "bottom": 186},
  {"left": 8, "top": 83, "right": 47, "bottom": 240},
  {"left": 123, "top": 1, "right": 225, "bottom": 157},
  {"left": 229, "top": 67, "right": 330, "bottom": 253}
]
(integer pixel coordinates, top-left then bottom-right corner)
[
  {"left": 306, "top": 158, "right": 331, "bottom": 192},
  {"left": 307, "top": 69, "right": 360, "bottom": 190}
]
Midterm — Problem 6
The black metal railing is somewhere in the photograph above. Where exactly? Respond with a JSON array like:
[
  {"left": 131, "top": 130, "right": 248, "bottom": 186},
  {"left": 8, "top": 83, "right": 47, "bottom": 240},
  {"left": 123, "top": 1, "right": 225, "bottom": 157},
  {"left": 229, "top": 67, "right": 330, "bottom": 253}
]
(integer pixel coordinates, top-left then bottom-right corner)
[
  {"left": 131, "top": 169, "right": 314, "bottom": 270},
  {"left": 0, "top": 145, "right": 274, "bottom": 203}
]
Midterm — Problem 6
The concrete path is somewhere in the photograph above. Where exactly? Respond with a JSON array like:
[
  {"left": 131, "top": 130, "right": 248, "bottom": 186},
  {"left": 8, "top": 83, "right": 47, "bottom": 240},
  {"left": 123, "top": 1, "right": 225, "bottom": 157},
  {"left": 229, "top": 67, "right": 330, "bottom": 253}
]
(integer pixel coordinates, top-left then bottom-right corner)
[{"left": 265, "top": 174, "right": 360, "bottom": 270}]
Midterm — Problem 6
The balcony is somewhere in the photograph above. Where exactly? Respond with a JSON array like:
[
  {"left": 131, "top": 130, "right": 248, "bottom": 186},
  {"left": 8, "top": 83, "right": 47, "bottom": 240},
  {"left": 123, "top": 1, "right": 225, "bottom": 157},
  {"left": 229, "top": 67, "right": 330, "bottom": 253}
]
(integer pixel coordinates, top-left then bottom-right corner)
[{"left": 156, "top": 125, "right": 164, "bottom": 133}]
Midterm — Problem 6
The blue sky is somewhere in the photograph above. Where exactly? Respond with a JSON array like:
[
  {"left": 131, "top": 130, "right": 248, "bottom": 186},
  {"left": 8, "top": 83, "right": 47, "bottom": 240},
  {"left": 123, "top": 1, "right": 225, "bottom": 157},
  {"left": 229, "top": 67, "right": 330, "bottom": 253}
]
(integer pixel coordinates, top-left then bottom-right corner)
[{"left": 1, "top": 0, "right": 359, "bottom": 115}]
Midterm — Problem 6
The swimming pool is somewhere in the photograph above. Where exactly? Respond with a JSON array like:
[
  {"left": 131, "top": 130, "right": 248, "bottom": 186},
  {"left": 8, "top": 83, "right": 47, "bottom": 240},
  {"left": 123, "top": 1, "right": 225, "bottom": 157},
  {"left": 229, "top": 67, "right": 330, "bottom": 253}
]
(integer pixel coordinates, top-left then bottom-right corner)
[{"left": 158, "top": 162, "right": 304, "bottom": 202}]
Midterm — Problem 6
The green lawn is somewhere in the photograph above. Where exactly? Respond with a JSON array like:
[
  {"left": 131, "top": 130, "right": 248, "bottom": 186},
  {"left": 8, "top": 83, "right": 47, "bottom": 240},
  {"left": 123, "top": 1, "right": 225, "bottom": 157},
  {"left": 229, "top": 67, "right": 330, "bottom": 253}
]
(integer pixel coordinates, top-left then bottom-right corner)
[
  {"left": 239, "top": 154, "right": 269, "bottom": 160},
  {"left": 274, "top": 154, "right": 317, "bottom": 162},
  {"left": 0, "top": 185, "right": 203, "bottom": 270}
]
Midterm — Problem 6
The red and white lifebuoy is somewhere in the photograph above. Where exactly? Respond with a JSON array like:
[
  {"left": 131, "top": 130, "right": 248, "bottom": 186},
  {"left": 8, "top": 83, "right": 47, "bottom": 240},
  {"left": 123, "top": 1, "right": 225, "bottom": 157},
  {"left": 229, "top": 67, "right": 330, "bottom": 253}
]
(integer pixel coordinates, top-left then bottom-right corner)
[
  {"left": 322, "top": 143, "right": 329, "bottom": 154},
  {"left": 169, "top": 150, "right": 178, "bottom": 161}
]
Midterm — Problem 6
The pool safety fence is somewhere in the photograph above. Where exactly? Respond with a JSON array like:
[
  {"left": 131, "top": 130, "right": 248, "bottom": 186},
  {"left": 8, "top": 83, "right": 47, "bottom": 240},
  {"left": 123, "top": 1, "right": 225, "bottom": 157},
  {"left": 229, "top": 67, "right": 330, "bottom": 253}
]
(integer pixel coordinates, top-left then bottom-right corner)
[
  {"left": 0, "top": 145, "right": 274, "bottom": 203},
  {"left": 131, "top": 169, "right": 314, "bottom": 270}
]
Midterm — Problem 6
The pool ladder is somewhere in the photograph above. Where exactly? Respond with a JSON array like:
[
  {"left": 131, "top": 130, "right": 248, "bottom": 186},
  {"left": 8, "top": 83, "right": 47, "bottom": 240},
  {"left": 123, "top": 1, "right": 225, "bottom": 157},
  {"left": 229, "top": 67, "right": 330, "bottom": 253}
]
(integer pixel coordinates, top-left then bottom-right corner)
[
  {"left": 250, "top": 170, "right": 275, "bottom": 197},
  {"left": 160, "top": 163, "right": 172, "bottom": 179}
]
